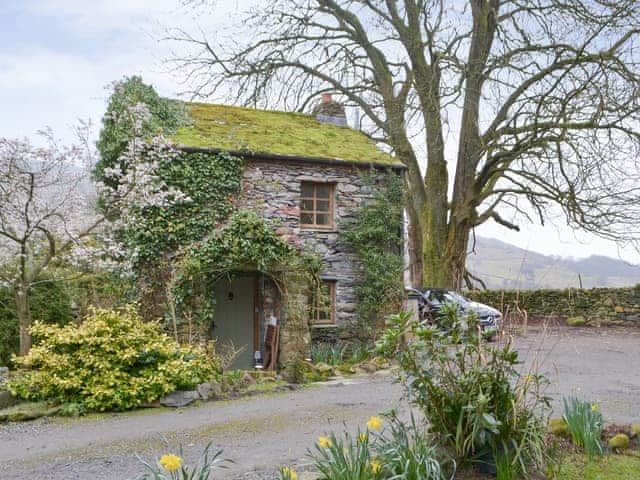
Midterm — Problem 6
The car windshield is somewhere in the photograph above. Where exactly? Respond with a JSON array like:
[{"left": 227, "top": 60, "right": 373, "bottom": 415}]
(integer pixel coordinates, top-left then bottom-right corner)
[{"left": 443, "top": 291, "right": 469, "bottom": 306}]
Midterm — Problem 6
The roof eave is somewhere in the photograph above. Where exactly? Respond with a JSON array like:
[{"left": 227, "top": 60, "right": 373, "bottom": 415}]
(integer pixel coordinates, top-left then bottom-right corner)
[{"left": 177, "top": 145, "right": 407, "bottom": 171}]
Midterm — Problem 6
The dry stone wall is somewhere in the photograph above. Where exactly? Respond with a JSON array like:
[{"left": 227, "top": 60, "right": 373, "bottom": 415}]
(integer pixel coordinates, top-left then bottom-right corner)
[{"left": 467, "top": 286, "right": 640, "bottom": 326}]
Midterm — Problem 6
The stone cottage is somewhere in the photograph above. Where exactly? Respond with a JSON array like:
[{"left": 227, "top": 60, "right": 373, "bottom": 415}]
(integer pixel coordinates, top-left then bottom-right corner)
[{"left": 172, "top": 94, "right": 405, "bottom": 369}]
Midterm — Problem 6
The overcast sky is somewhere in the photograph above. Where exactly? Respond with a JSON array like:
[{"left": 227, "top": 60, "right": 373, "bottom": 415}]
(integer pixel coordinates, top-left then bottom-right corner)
[{"left": 1, "top": 0, "right": 638, "bottom": 264}]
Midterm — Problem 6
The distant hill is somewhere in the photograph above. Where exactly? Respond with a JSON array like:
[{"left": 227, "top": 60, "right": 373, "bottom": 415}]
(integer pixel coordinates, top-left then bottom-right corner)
[{"left": 466, "top": 237, "right": 640, "bottom": 290}]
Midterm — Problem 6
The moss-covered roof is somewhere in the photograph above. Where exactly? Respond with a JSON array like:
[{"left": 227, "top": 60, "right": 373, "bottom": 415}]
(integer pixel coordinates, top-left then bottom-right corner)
[{"left": 171, "top": 102, "right": 399, "bottom": 165}]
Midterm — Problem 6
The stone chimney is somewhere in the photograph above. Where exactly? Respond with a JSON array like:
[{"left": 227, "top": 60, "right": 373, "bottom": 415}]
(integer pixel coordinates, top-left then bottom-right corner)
[{"left": 312, "top": 93, "right": 348, "bottom": 126}]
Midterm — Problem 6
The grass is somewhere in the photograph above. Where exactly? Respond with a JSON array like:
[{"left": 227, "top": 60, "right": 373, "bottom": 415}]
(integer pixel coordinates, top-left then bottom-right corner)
[
  {"left": 172, "top": 102, "right": 398, "bottom": 164},
  {"left": 453, "top": 453, "right": 640, "bottom": 480},
  {"left": 555, "top": 453, "right": 640, "bottom": 479}
]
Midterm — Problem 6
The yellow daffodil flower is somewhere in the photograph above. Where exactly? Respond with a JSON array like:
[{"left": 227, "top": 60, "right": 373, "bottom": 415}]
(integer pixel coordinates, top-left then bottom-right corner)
[
  {"left": 370, "top": 460, "right": 382, "bottom": 474},
  {"left": 281, "top": 466, "right": 298, "bottom": 480},
  {"left": 318, "top": 436, "right": 332, "bottom": 448},
  {"left": 159, "top": 453, "right": 183, "bottom": 472},
  {"left": 359, "top": 432, "right": 367, "bottom": 443},
  {"left": 591, "top": 404, "right": 600, "bottom": 413},
  {"left": 367, "top": 416, "right": 383, "bottom": 431}
]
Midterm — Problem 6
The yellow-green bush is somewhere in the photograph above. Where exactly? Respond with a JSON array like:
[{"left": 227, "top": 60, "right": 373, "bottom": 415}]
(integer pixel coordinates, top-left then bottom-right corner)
[{"left": 9, "top": 307, "right": 218, "bottom": 411}]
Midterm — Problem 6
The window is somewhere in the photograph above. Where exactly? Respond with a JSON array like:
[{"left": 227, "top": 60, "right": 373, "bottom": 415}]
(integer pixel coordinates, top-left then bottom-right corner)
[
  {"left": 310, "top": 280, "right": 336, "bottom": 326},
  {"left": 300, "top": 182, "right": 334, "bottom": 229}
]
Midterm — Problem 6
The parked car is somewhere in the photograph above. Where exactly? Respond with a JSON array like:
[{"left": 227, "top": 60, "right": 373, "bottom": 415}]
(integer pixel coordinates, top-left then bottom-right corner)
[{"left": 407, "top": 287, "right": 502, "bottom": 338}]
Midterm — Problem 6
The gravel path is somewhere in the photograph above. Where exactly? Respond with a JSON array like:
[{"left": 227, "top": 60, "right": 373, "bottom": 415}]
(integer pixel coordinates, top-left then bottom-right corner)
[
  {"left": 0, "top": 373, "right": 402, "bottom": 480},
  {"left": 515, "top": 325, "right": 640, "bottom": 423},
  {"left": 1, "top": 327, "right": 638, "bottom": 479}
]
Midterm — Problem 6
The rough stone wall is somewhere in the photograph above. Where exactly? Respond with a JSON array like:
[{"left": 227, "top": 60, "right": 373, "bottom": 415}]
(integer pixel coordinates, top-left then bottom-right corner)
[
  {"left": 241, "top": 159, "right": 395, "bottom": 327},
  {"left": 467, "top": 286, "right": 640, "bottom": 326}
]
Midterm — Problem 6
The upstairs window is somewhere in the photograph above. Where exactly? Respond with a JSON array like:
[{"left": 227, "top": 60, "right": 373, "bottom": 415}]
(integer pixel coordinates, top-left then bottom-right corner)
[
  {"left": 310, "top": 280, "right": 336, "bottom": 326},
  {"left": 300, "top": 182, "right": 334, "bottom": 229}
]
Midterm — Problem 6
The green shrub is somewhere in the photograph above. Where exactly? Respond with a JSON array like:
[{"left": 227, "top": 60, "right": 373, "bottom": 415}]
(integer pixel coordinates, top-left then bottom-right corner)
[
  {"left": 562, "top": 397, "right": 603, "bottom": 458},
  {"left": 59, "top": 402, "right": 86, "bottom": 418},
  {"left": 608, "top": 434, "right": 630, "bottom": 451},
  {"left": 566, "top": 316, "right": 587, "bottom": 327},
  {"left": 377, "top": 311, "right": 550, "bottom": 473},
  {"left": 9, "top": 307, "right": 218, "bottom": 411},
  {"left": 0, "top": 280, "right": 74, "bottom": 365}
]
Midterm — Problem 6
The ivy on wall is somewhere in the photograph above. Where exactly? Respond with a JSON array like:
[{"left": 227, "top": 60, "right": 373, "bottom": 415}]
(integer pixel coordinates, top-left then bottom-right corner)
[
  {"left": 123, "top": 151, "right": 244, "bottom": 266},
  {"left": 172, "top": 210, "right": 323, "bottom": 337},
  {"left": 95, "top": 75, "right": 191, "bottom": 183},
  {"left": 341, "top": 171, "right": 405, "bottom": 339},
  {"left": 97, "top": 78, "right": 247, "bottom": 326}
]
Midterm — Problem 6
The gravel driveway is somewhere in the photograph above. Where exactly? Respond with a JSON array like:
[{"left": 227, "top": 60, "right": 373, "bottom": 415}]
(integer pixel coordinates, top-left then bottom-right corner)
[
  {"left": 516, "top": 326, "right": 640, "bottom": 423},
  {"left": 0, "top": 373, "right": 402, "bottom": 480},
  {"left": 1, "top": 327, "right": 638, "bottom": 479}
]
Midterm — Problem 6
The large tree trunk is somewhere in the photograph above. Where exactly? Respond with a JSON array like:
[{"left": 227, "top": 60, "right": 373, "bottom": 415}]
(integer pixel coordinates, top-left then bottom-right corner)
[
  {"left": 405, "top": 200, "right": 423, "bottom": 287},
  {"left": 421, "top": 217, "right": 450, "bottom": 288},
  {"left": 446, "top": 220, "right": 473, "bottom": 291},
  {"left": 421, "top": 147, "right": 451, "bottom": 289},
  {"left": 15, "top": 286, "right": 32, "bottom": 356},
  {"left": 421, "top": 215, "right": 472, "bottom": 291}
]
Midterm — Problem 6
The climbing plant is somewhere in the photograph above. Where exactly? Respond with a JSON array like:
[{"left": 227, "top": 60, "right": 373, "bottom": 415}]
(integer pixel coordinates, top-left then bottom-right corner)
[
  {"left": 95, "top": 76, "right": 190, "bottom": 183},
  {"left": 342, "top": 171, "right": 405, "bottom": 337},
  {"left": 96, "top": 77, "right": 324, "bottom": 361},
  {"left": 96, "top": 78, "right": 247, "bottom": 323},
  {"left": 117, "top": 149, "right": 244, "bottom": 267},
  {"left": 172, "top": 210, "right": 322, "bottom": 338}
]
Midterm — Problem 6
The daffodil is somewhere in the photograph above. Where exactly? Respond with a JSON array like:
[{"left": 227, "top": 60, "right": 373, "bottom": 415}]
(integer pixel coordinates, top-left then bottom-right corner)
[
  {"left": 367, "top": 416, "right": 383, "bottom": 431},
  {"left": 591, "top": 403, "right": 600, "bottom": 413},
  {"left": 318, "top": 436, "right": 332, "bottom": 448},
  {"left": 359, "top": 431, "right": 367, "bottom": 443},
  {"left": 280, "top": 466, "right": 298, "bottom": 480},
  {"left": 159, "top": 453, "right": 183, "bottom": 472},
  {"left": 370, "top": 460, "right": 382, "bottom": 474}
]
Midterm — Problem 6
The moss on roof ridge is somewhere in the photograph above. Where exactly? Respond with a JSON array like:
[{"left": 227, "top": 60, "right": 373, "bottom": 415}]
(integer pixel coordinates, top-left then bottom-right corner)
[{"left": 171, "top": 101, "right": 399, "bottom": 165}]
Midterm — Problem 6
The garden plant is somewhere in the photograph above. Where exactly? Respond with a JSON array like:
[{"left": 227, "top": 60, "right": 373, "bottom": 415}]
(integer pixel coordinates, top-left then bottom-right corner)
[
  {"left": 377, "top": 309, "right": 551, "bottom": 477},
  {"left": 136, "top": 440, "right": 230, "bottom": 480},
  {"left": 562, "top": 397, "right": 604, "bottom": 458},
  {"left": 8, "top": 307, "right": 218, "bottom": 411}
]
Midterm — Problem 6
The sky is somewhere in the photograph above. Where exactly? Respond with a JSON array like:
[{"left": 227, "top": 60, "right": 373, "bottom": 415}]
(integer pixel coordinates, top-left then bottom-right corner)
[{"left": 1, "top": 0, "right": 639, "bottom": 264}]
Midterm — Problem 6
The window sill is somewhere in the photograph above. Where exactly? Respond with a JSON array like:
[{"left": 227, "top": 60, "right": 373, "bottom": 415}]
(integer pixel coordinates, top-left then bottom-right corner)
[
  {"left": 300, "top": 226, "right": 338, "bottom": 233},
  {"left": 311, "top": 323, "right": 337, "bottom": 329}
]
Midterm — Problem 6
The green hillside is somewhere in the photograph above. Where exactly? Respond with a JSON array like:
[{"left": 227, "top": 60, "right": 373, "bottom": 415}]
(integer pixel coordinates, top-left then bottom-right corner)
[{"left": 466, "top": 237, "right": 640, "bottom": 289}]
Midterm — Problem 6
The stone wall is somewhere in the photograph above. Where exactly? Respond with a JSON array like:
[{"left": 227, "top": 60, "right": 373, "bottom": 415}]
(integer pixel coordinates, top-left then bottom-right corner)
[
  {"left": 241, "top": 159, "right": 399, "bottom": 327},
  {"left": 467, "top": 286, "right": 640, "bottom": 326}
]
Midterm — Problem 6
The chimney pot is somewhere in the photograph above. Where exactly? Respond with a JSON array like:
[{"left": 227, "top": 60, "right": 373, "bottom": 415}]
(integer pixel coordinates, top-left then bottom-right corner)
[{"left": 312, "top": 92, "right": 348, "bottom": 127}]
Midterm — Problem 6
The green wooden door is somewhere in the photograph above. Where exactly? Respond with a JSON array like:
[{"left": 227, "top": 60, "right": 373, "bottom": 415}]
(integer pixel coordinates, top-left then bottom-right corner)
[{"left": 212, "top": 275, "right": 255, "bottom": 370}]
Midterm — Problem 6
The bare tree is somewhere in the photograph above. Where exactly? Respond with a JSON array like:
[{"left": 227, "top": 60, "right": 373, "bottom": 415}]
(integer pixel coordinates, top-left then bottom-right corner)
[
  {"left": 166, "top": 0, "right": 640, "bottom": 289},
  {"left": 0, "top": 128, "right": 102, "bottom": 354}
]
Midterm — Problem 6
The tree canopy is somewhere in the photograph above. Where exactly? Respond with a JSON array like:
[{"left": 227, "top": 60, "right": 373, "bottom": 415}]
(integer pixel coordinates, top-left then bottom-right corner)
[{"left": 167, "top": 0, "right": 640, "bottom": 288}]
